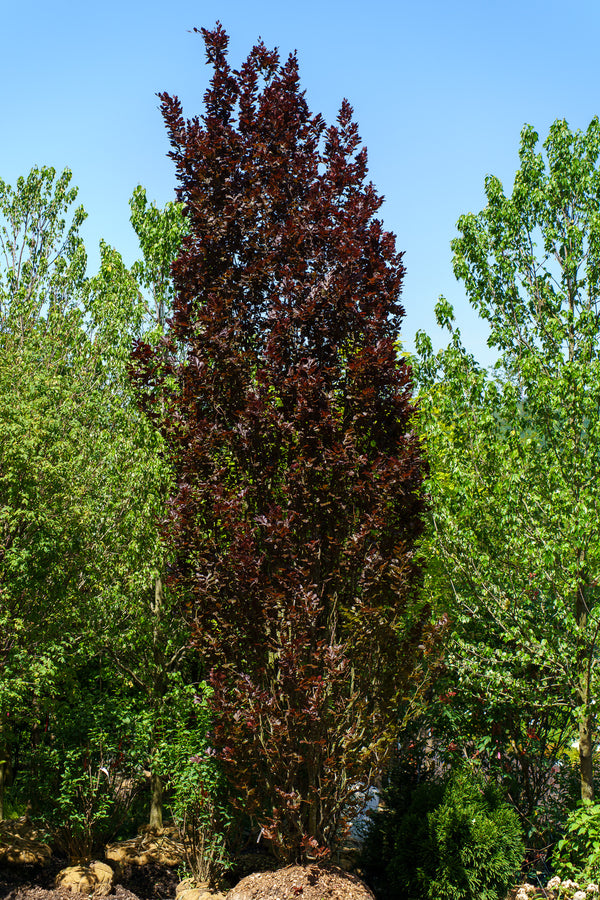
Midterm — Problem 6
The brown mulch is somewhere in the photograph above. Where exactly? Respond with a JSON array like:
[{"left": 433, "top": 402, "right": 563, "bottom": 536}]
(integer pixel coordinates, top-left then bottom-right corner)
[
  {"left": 0, "top": 858, "right": 180, "bottom": 900},
  {"left": 0, "top": 861, "right": 375, "bottom": 900},
  {"left": 224, "top": 863, "right": 375, "bottom": 900}
]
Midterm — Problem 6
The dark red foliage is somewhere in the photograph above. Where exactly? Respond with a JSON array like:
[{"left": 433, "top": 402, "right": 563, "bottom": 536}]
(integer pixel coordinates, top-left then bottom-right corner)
[{"left": 133, "top": 24, "right": 426, "bottom": 862}]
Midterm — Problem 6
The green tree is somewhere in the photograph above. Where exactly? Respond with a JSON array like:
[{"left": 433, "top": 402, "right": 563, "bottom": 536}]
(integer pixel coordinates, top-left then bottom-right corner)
[
  {"left": 0, "top": 166, "right": 193, "bottom": 831},
  {"left": 0, "top": 166, "right": 91, "bottom": 817},
  {"left": 87, "top": 185, "right": 189, "bottom": 830},
  {"left": 415, "top": 116, "right": 600, "bottom": 803}
]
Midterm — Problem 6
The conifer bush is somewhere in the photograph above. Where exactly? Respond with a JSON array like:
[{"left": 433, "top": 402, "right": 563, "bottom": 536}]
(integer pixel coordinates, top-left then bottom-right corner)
[{"left": 362, "top": 766, "right": 524, "bottom": 900}]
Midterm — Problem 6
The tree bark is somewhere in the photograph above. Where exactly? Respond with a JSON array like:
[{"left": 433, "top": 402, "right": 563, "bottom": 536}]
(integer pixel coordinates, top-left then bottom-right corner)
[
  {"left": 0, "top": 759, "right": 5, "bottom": 820},
  {"left": 147, "top": 575, "right": 166, "bottom": 831},
  {"left": 576, "top": 579, "right": 595, "bottom": 801},
  {"left": 0, "top": 736, "right": 12, "bottom": 821},
  {"left": 579, "top": 705, "right": 594, "bottom": 802},
  {"left": 149, "top": 772, "right": 163, "bottom": 831}
]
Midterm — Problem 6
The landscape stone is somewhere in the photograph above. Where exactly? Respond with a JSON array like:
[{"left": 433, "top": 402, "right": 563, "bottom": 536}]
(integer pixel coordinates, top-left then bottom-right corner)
[
  {"left": 0, "top": 818, "right": 52, "bottom": 866},
  {"left": 55, "top": 861, "right": 114, "bottom": 895}
]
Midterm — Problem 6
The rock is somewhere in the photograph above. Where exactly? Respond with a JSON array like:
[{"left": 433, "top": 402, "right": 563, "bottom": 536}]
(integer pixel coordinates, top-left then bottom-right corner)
[
  {"left": 176, "top": 879, "right": 209, "bottom": 899},
  {"left": 0, "top": 817, "right": 52, "bottom": 865},
  {"left": 55, "top": 861, "right": 114, "bottom": 895},
  {"left": 176, "top": 879, "right": 226, "bottom": 900},
  {"left": 105, "top": 825, "right": 184, "bottom": 867},
  {"left": 177, "top": 879, "right": 204, "bottom": 895}
]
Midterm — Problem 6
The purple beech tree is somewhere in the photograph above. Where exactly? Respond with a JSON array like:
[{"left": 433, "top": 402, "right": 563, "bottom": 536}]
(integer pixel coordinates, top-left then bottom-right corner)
[{"left": 133, "top": 24, "right": 426, "bottom": 861}]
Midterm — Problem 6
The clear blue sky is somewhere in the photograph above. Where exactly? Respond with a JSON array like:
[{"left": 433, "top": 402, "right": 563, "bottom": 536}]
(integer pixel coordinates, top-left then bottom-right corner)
[{"left": 3, "top": 0, "right": 600, "bottom": 363}]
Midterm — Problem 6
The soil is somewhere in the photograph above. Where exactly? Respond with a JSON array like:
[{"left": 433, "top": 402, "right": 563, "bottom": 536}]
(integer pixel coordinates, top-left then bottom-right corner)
[
  {"left": 0, "top": 819, "right": 377, "bottom": 900},
  {"left": 0, "top": 858, "right": 180, "bottom": 900},
  {"left": 0, "top": 859, "right": 378, "bottom": 900}
]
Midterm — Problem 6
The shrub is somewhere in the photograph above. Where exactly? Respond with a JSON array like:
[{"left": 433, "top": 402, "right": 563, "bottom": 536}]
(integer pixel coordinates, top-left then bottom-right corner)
[
  {"left": 26, "top": 720, "right": 144, "bottom": 862},
  {"left": 361, "top": 765, "right": 524, "bottom": 900},
  {"left": 157, "top": 683, "right": 232, "bottom": 887},
  {"left": 427, "top": 769, "right": 525, "bottom": 900},
  {"left": 13, "top": 667, "right": 146, "bottom": 862},
  {"left": 552, "top": 799, "right": 600, "bottom": 884}
]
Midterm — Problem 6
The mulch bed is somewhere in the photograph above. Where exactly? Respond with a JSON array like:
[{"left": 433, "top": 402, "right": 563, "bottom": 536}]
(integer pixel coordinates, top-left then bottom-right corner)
[
  {"left": 0, "top": 858, "right": 180, "bottom": 900},
  {"left": 0, "top": 859, "right": 379, "bottom": 900},
  {"left": 225, "top": 863, "right": 375, "bottom": 900}
]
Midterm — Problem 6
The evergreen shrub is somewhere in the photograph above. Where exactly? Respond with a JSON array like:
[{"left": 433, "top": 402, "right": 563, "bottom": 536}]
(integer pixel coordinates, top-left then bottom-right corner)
[{"left": 361, "top": 765, "right": 524, "bottom": 900}]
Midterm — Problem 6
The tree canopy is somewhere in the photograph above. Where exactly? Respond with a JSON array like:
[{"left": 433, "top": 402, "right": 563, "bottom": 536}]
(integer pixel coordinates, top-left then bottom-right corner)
[
  {"left": 133, "top": 23, "right": 427, "bottom": 861},
  {"left": 415, "top": 116, "right": 600, "bottom": 803}
]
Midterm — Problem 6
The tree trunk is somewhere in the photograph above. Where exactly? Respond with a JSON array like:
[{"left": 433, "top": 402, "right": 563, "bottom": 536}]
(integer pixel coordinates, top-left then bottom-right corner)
[
  {"left": 0, "top": 735, "right": 12, "bottom": 821},
  {"left": 149, "top": 772, "right": 163, "bottom": 831},
  {"left": 576, "top": 578, "right": 595, "bottom": 802},
  {"left": 0, "top": 759, "right": 5, "bottom": 821},
  {"left": 579, "top": 705, "right": 594, "bottom": 802},
  {"left": 147, "top": 576, "right": 166, "bottom": 831}
]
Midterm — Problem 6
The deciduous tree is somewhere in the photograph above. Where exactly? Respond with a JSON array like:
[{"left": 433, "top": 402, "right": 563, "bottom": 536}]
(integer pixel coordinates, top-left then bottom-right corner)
[
  {"left": 415, "top": 116, "right": 600, "bottom": 803},
  {"left": 0, "top": 167, "right": 196, "bottom": 830},
  {"left": 134, "top": 24, "right": 426, "bottom": 860}
]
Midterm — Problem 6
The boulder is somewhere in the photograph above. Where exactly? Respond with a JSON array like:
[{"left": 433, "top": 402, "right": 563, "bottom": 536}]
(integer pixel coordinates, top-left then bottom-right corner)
[
  {"left": 105, "top": 825, "right": 184, "bottom": 867},
  {"left": 175, "top": 878, "right": 227, "bottom": 900},
  {"left": 176, "top": 879, "right": 209, "bottom": 895},
  {"left": 0, "top": 817, "right": 52, "bottom": 865},
  {"left": 55, "top": 861, "right": 114, "bottom": 896}
]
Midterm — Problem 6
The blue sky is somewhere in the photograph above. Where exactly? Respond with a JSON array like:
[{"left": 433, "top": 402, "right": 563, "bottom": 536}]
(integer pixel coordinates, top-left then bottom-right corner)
[{"left": 3, "top": 0, "right": 600, "bottom": 363}]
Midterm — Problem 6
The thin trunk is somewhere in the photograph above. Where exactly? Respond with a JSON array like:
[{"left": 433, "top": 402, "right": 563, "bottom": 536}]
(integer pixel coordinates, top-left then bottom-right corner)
[
  {"left": 576, "top": 579, "right": 594, "bottom": 801},
  {"left": 0, "top": 759, "right": 5, "bottom": 821},
  {"left": 0, "top": 735, "right": 13, "bottom": 821},
  {"left": 149, "top": 772, "right": 163, "bottom": 831},
  {"left": 148, "top": 575, "right": 165, "bottom": 830},
  {"left": 579, "top": 705, "right": 594, "bottom": 802}
]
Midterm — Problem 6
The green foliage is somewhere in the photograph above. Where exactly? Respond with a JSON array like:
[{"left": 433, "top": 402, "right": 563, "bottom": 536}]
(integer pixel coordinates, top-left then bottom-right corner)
[
  {"left": 17, "top": 662, "right": 146, "bottom": 862},
  {"left": 0, "top": 165, "right": 203, "bottom": 837},
  {"left": 403, "top": 656, "right": 580, "bottom": 850},
  {"left": 414, "top": 116, "right": 600, "bottom": 804},
  {"left": 0, "top": 166, "right": 86, "bottom": 337},
  {"left": 427, "top": 770, "right": 525, "bottom": 900},
  {"left": 553, "top": 799, "right": 600, "bottom": 883},
  {"left": 363, "top": 766, "right": 524, "bottom": 900},
  {"left": 129, "top": 184, "right": 187, "bottom": 334},
  {"left": 159, "top": 683, "right": 231, "bottom": 887},
  {"left": 360, "top": 747, "right": 444, "bottom": 899}
]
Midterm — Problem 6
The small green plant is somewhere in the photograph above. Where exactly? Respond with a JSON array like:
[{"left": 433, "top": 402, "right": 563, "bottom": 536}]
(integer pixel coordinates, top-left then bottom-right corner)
[
  {"left": 15, "top": 670, "right": 146, "bottom": 862},
  {"left": 28, "top": 722, "right": 144, "bottom": 862},
  {"left": 552, "top": 799, "right": 600, "bottom": 884},
  {"left": 158, "top": 683, "right": 231, "bottom": 888}
]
